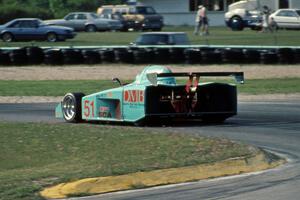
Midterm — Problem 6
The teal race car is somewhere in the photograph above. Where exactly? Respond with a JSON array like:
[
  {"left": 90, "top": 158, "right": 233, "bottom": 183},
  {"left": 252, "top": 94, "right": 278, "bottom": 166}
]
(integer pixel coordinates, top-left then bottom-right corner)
[{"left": 55, "top": 65, "right": 244, "bottom": 125}]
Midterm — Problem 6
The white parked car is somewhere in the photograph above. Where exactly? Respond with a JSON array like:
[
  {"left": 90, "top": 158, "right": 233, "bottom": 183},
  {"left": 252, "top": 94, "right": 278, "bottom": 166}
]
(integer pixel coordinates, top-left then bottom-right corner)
[
  {"left": 269, "top": 9, "right": 300, "bottom": 29},
  {"left": 225, "top": 0, "right": 261, "bottom": 31}
]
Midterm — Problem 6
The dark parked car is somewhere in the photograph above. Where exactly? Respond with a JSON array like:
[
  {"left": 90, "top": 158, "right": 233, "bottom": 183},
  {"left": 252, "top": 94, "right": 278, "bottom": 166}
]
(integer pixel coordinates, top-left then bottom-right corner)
[
  {"left": 132, "top": 32, "right": 190, "bottom": 45},
  {"left": 0, "top": 18, "right": 76, "bottom": 42}
]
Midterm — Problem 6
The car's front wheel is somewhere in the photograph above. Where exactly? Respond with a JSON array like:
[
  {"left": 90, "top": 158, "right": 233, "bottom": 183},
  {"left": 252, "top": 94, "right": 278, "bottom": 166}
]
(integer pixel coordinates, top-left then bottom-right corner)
[
  {"left": 46, "top": 32, "right": 58, "bottom": 42},
  {"left": 2, "top": 32, "right": 14, "bottom": 42},
  {"left": 85, "top": 25, "right": 97, "bottom": 32},
  {"left": 62, "top": 93, "right": 85, "bottom": 123}
]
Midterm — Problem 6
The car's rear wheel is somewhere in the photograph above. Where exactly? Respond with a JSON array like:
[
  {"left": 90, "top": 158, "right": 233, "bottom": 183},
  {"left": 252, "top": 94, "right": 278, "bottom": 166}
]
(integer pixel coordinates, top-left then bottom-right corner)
[
  {"left": 230, "top": 16, "right": 244, "bottom": 31},
  {"left": 62, "top": 93, "right": 85, "bottom": 123},
  {"left": 2, "top": 32, "right": 13, "bottom": 42},
  {"left": 46, "top": 32, "right": 57, "bottom": 42},
  {"left": 85, "top": 25, "right": 97, "bottom": 32}
]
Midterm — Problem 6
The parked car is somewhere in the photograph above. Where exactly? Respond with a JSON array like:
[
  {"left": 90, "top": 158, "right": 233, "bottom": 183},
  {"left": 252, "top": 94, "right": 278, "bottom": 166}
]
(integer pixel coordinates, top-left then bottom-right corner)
[
  {"left": 97, "top": 4, "right": 164, "bottom": 31},
  {"left": 269, "top": 9, "right": 300, "bottom": 29},
  {"left": 44, "top": 12, "right": 123, "bottom": 32},
  {"left": 225, "top": 0, "right": 262, "bottom": 31},
  {"left": 55, "top": 65, "right": 244, "bottom": 124},
  {"left": 0, "top": 18, "right": 76, "bottom": 42},
  {"left": 132, "top": 32, "right": 190, "bottom": 45}
]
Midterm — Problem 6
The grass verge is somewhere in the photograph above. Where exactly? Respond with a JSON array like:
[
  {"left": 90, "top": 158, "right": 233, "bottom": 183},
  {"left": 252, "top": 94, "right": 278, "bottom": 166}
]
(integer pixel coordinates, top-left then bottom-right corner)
[
  {"left": 0, "top": 122, "right": 253, "bottom": 200},
  {"left": 1, "top": 26, "right": 300, "bottom": 47},
  {"left": 0, "top": 78, "right": 299, "bottom": 96}
]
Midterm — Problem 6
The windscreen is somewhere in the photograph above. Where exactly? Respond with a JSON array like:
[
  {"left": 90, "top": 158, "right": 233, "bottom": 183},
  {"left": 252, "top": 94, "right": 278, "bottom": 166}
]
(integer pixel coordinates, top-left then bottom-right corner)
[
  {"left": 136, "top": 6, "right": 156, "bottom": 14},
  {"left": 136, "top": 34, "right": 168, "bottom": 45}
]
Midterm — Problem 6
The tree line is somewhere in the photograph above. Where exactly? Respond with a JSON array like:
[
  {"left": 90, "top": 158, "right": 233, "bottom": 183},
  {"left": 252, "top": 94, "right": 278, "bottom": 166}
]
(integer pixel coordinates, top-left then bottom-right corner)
[{"left": 0, "top": 0, "right": 123, "bottom": 24}]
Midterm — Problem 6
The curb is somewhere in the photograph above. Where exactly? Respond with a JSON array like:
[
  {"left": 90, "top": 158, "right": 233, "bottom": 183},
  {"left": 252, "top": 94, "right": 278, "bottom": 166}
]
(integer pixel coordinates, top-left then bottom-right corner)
[{"left": 40, "top": 150, "right": 284, "bottom": 199}]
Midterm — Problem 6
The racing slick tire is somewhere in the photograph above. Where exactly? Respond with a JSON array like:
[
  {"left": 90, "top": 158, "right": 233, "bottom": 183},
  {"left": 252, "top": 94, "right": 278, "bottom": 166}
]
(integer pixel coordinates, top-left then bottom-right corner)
[{"left": 62, "top": 93, "right": 85, "bottom": 123}]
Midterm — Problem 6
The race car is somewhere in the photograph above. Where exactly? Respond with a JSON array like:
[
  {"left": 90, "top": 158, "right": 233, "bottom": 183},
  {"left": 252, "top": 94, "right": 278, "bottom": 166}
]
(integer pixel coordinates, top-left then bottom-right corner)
[{"left": 55, "top": 65, "right": 244, "bottom": 125}]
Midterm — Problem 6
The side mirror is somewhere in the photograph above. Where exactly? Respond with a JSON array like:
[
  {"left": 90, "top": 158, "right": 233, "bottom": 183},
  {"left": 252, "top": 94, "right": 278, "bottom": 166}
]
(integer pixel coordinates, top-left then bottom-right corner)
[{"left": 112, "top": 77, "right": 122, "bottom": 86}]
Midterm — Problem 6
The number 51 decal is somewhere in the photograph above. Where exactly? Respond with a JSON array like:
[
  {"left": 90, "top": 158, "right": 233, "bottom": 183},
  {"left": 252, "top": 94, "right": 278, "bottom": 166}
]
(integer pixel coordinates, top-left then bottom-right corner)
[{"left": 84, "top": 100, "right": 94, "bottom": 117}]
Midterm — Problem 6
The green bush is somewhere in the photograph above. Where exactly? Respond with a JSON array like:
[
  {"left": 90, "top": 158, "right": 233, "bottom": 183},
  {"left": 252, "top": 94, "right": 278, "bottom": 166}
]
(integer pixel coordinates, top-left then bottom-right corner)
[{"left": 0, "top": 5, "right": 54, "bottom": 24}]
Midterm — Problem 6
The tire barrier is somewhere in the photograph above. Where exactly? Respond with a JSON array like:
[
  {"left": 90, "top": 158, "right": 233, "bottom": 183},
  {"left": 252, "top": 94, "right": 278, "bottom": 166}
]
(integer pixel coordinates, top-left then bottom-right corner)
[
  {"left": 62, "top": 49, "right": 84, "bottom": 65},
  {"left": 169, "top": 47, "right": 185, "bottom": 63},
  {"left": 184, "top": 48, "right": 202, "bottom": 64},
  {"left": 201, "top": 49, "right": 222, "bottom": 64},
  {"left": 243, "top": 49, "right": 261, "bottom": 63},
  {"left": 154, "top": 48, "right": 170, "bottom": 64},
  {"left": 277, "top": 48, "right": 295, "bottom": 64},
  {"left": 44, "top": 49, "right": 64, "bottom": 65},
  {"left": 9, "top": 48, "right": 27, "bottom": 65},
  {"left": 132, "top": 48, "right": 152, "bottom": 64},
  {"left": 221, "top": 48, "right": 245, "bottom": 64},
  {"left": 82, "top": 50, "right": 101, "bottom": 64},
  {"left": 114, "top": 48, "right": 134, "bottom": 63},
  {"left": 0, "top": 50, "right": 11, "bottom": 65},
  {"left": 1, "top": 46, "right": 300, "bottom": 65},
  {"left": 26, "top": 46, "right": 44, "bottom": 65},
  {"left": 100, "top": 48, "right": 115, "bottom": 63},
  {"left": 260, "top": 51, "right": 278, "bottom": 64}
]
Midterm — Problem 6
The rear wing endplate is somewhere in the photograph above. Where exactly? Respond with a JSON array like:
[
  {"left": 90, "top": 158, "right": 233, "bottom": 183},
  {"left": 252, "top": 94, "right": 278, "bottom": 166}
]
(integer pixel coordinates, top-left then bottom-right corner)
[{"left": 147, "top": 72, "right": 244, "bottom": 86}]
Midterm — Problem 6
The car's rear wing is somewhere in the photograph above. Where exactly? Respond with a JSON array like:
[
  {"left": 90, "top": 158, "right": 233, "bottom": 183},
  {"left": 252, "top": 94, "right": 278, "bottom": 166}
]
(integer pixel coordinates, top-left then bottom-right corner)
[{"left": 147, "top": 72, "right": 244, "bottom": 86}]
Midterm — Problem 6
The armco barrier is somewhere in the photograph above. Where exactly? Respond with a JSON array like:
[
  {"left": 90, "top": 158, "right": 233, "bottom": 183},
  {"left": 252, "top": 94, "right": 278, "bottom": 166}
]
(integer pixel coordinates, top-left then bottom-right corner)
[{"left": 0, "top": 45, "right": 300, "bottom": 65}]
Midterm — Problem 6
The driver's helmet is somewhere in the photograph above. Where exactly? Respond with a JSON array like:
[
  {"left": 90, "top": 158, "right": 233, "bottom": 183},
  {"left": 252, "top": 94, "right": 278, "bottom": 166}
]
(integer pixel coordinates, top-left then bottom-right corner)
[{"left": 136, "top": 65, "right": 176, "bottom": 85}]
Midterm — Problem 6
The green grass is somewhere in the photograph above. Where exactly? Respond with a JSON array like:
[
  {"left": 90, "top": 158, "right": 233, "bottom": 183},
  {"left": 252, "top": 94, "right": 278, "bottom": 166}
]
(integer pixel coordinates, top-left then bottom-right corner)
[
  {"left": 0, "top": 78, "right": 299, "bottom": 96},
  {"left": 1, "top": 26, "right": 300, "bottom": 47},
  {"left": 0, "top": 122, "right": 252, "bottom": 200}
]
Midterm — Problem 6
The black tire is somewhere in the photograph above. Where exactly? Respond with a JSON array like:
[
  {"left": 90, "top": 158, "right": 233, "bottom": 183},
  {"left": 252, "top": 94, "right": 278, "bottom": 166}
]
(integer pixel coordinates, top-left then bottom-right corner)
[
  {"left": 82, "top": 50, "right": 101, "bottom": 64},
  {"left": 46, "top": 32, "right": 57, "bottom": 42},
  {"left": 85, "top": 24, "right": 97, "bottom": 32},
  {"left": 62, "top": 49, "right": 84, "bottom": 65},
  {"left": 277, "top": 48, "right": 295, "bottom": 64},
  {"left": 221, "top": 48, "right": 244, "bottom": 64},
  {"left": 26, "top": 46, "right": 44, "bottom": 64},
  {"left": 0, "top": 50, "right": 11, "bottom": 65},
  {"left": 9, "top": 49, "right": 28, "bottom": 65},
  {"left": 201, "top": 49, "right": 221, "bottom": 64},
  {"left": 184, "top": 48, "right": 202, "bottom": 64},
  {"left": 62, "top": 93, "right": 85, "bottom": 123},
  {"left": 243, "top": 49, "right": 260, "bottom": 63},
  {"left": 154, "top": 48, "right": 170, "bottom": 64},
  {"left": 2, "top": 32, "right": 14, "bottom": 42},
  {"left": 114, "top": 48, "right": 134, "bottom": 63},
  {"left": 44, "top": 49, "right": 64, "bottom": 65},
  {"left": 230, "top": 16, "right": 244, "bottom": 31},
  {"left": 100, "top": 48, "right": 115, "bottom": 63},
  {"left": 260, "top": 51, "right": 278, "bottom": 64},
  {"left": 169, "top": 47, "right": 185, "bottom": 64}
]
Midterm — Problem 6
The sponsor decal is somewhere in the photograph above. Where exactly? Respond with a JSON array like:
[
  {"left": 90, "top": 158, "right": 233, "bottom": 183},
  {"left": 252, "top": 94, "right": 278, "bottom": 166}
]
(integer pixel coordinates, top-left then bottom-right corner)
[
  {"left": 124, "top": 90, "right": 144, "bottom": 103},
  {"left": 99, "top": 106, "right": 112, "bottom": 118}
]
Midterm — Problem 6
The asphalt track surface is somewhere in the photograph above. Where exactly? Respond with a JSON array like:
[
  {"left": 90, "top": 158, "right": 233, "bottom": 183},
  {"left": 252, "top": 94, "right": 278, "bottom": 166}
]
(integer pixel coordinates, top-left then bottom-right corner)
[{"left": 0, "top": 100, "right": 300, "bottom": 200}]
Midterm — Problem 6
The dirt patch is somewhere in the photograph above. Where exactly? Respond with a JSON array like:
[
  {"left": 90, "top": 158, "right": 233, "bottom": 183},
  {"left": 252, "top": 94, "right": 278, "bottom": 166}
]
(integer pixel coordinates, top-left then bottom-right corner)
[{"left": 0, "top": 64, "right": 299, "bottom": 80}]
